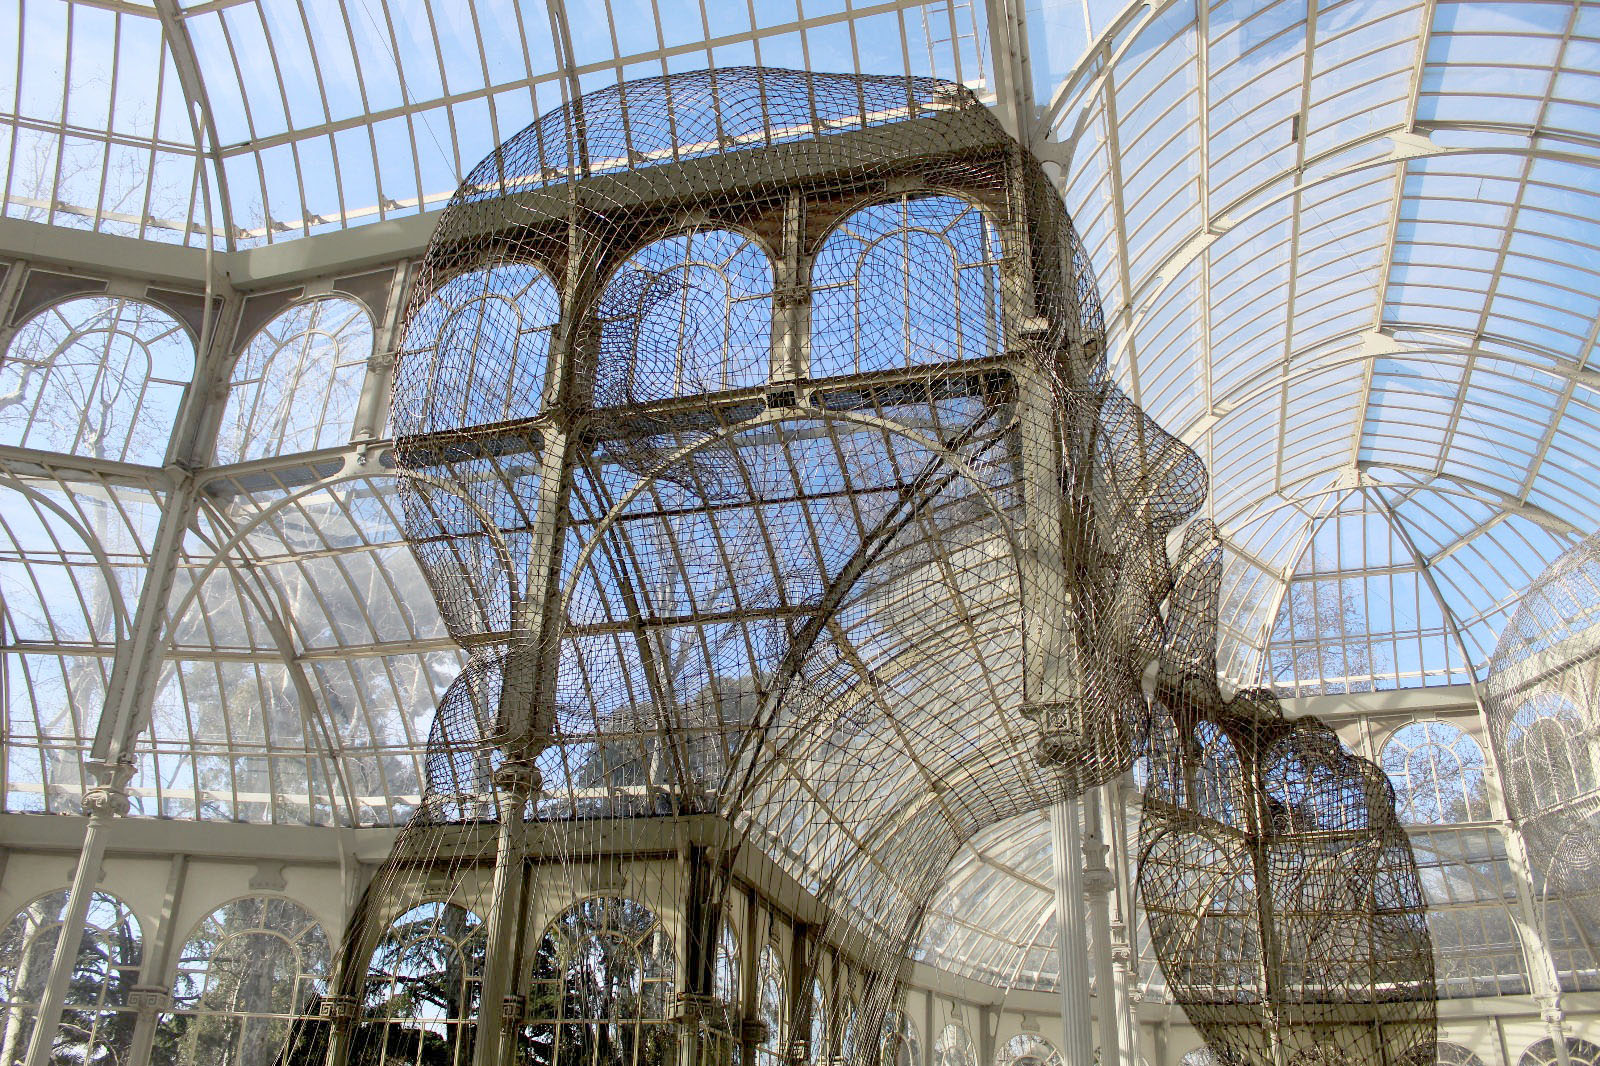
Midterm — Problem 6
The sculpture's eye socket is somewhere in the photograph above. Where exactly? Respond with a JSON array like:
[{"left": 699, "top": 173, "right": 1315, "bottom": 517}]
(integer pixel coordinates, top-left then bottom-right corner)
[
  {"left": 596, "top": 228, "right": 774, "bottom": 405},
  {"left": 811, "top": 193, "right": 1005, "bottom": 378},
  {"left": 395, "top": 261, "right": 561, "bottom": 436}
]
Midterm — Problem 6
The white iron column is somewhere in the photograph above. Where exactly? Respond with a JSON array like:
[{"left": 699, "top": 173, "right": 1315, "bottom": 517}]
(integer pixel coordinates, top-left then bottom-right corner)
[
  {"left": 23, "top": 763, "right": 132, "bottom": 1066},
  {"left": 1106, "top": 778, "right": 1139, "bottom": 1066},
  {"left": 1082, "top": 787, "right": 1119, "bottom": 1066},
  {"left": 1052, "top": 797, "right": 1095, "bottom": 1066}
]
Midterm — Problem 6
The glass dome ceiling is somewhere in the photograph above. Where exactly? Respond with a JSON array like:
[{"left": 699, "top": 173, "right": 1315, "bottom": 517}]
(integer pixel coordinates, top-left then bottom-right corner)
[{"left": 0, "top": 0, "right": 1597, "bottom": 995}]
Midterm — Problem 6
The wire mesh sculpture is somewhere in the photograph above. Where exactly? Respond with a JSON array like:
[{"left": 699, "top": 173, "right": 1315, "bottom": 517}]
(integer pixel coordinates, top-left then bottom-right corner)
[
  {"left": 1484, "top": 533, "right": 1600, "bottom": 929},
  {"left": 1139, "top": 523, "right": 1436, "bottom": 1066},
  {"left": 289, "top": 66, "right": 1429, "bottom": 1066}
]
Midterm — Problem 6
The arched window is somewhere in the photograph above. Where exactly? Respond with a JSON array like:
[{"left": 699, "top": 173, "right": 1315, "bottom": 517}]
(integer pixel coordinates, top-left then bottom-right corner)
[
  {"left": 394, "top": 261, "right": 561, "bottom": 436},
  {"left": 881, "top": 1007, "right": 921, "bottom": 1066},
  {"left": 807, "top": 977, "right": 828, "bottom": 1065},
  {"left": 1380, "top": 721, "right": 1491, "bottom": 824},
  {"left": 996, "top": 1033, "right": 1064, "bottom": 1066},
  {"left": 757, "top": 943, "right": 786, "bottom": 1066},
  {"left": 713, "top": 912, "right": 740, "bottom": 1010},
  {"left": 596, "top": 228, "right": 773, "bottom": 403},
  {"left": 359, "top": 901, "right": 485, "bottom": 1066},
  {"left": 1179, "top": 1050, "right": 1221, "bottom": 1066},
  {"left": 528, "top": 895, "right": 677, "bottom": 1066},
  {"left": 1521, "top": 1037, "right": 1600, "bottom": 1066},
  {"left": 810, "top": 194, "right": 1004, "bottom": 377},
  {"left": 215, "top": 296, "right": 373, "bottom": 463},
  {"left": 1504, "top": 695, "right": 1597, "bottom": 809},
  {"left": 1435, "top": 1042, "right": 1487, "bottom": 1066},
  {"left": 933, "top": 1022, "right": 977, "bottom": 1066},
  {"left": 159, "top": 896, "right": 330, "bottom": 1066},
  {"left": 704, "top": 908, "right": 741, "bottom": 1062},
  {"left": 0, "top": 888, "right": 143, "bottom": 1066},
  {"left": 0, "top": 296, "right": 192, "bottom": 464}
]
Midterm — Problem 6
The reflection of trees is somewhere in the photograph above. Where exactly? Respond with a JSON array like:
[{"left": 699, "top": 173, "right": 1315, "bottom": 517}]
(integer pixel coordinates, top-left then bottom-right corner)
[
  {"left": 155, "top": 897, "right": 328, "bottom": 1066},
  {"left": 355, "top": 903, "right": 482, "bottom": 1066},
  {"left": 1269, "top": 580, "right": 1374, "bottom": 695},
  {"left": 528, "top": 897, "right": 676, "bottom": 1066},
  {"left": 0, "top": 297, "right": 189, "bottom": 813}
]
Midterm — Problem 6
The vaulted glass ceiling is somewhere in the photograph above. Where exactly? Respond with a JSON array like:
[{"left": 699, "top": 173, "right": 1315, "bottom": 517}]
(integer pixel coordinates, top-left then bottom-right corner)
[{"left": 1, "top": 0, "right": 1597, "bottom": 998}]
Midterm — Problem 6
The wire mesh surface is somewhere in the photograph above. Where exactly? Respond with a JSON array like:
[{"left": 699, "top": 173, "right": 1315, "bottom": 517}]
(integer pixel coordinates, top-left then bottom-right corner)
[
  {"left": 298, "top": 66, "right": 1426, "bottom": 1066},
  {"left": 1484, "top": 533, "right": 1600, "bottom": 931},
  {"left": 1139, "top": 522, "right": 1436, "bottom": 1066}
]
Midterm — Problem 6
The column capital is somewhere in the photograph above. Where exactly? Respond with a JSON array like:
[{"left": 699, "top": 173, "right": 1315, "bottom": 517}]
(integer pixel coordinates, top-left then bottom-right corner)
[
  {"left": 491, "top": 758, "right": 542, "bottom": 797},
  {"left": 740, "top": 1018, "right": 772, "bottom": 1047},
  {"left": 82, "top": 756, "right": 136, "bottom": 817},
  {"left": 501, "top": 994, "right": 527, "bottom": 1026},
  {"left": 127, "top": 985, "right": 171, "bottom": 1013},
  {"left": 1536, "top": 992, "right": 1565, "bottom": 1027},
  {"left": 319, "top": 994, "right": 361, "bottom": 1022}
]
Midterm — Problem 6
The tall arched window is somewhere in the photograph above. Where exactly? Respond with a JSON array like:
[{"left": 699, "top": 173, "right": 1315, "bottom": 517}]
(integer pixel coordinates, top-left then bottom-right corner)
[
  {"left": 0, "top": 296, "right": 193, "bottom": 464},
  {"left": 360, "top": 901, "right": 485, "bottom": 1066},
  {"left": 996, "top": 1033, "right": 1063, "bottom": 1066},
  {"left": 807, "top": 977, "right": 828, "bottom": 1065},
  {"left": 880, "top": 1007, "right": 921, "bottom": 1066},
  {"left": 158, "top": 896, "right": 330, "bottom": 1066},
  {"left": 714, "top": 913, "right": 741, "bottom": 1006},
  {"left": 1380, "top": 721, "right": 1491, "bottom": 824},
  {"left": 810, "top": 194, "right": 1004, "bottom": 377},
  {"left": 596, "top": 228, "right": 773, "bottom": 403},
  {"left": 756, "top": 943, "right": 786, "bottom": 1066},
  {"left": 1504, "top": 695, "right": 1597, "bottom": 809},
  {"left": 1521, "top": 1038, "right": 1600, "bottom": 1066},
  {"left": 933, "top": 1022, "right": 977, "bottom": 1066},
  {"left": 215, "top": 296, "right": 373, "bottom": 463},
  {"left": 394, "top": 261, "right": 561, "bottom": 437},
  {"left": 0, "top": 888, "right": 143, "bottom": 1066},
  {"left": 528, "top": 895, "right": 677, "bottom": 1066}
]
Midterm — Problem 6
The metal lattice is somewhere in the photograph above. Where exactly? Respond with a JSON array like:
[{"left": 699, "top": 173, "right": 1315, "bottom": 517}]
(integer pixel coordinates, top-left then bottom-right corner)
[
  {"left": 1485, "top": 533, "right": 1600, "bottom": 911},
  {"left": 292, "top": 67, "right": 1427, "bottom": 1066},
  {"left": 1138, "top": 522, "right": 1437, "bottom": 1066}
]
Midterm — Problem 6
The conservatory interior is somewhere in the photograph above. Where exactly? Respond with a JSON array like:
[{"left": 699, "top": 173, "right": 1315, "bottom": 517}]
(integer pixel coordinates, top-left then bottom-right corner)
[{"left": 0, "top": 3, "right": 1597, "bottom": 1066}]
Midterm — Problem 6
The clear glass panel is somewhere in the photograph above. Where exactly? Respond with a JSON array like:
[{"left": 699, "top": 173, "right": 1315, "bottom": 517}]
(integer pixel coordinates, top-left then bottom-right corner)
[
  {"left": 933, "top": 1023, "right": 976, "bottom": 1066},
  {"left": 0, "top": 889, "right": 143, "bottom": 1066},
  {"left": 995, "top": 1033, "right": 1062, "bottom": 1066},
  {"left": 527, "top": 896, "right": 678, "bottom": 1066},
  {"left": 215, "top": 296, "right": 373, "bottom": 463},
  {"left": 811, "top": 194, "right": 1004, "bottom": 376},
  {"left": 361, "top": 901, "right": 485, "bottom": 1065},
  {"left": 0, "top": 296, "right": 193, "bottom": 464},
  {"left": 1380, "top": 721, "right": 1491, "bottom": 824},
  {"left": 394, "top": 261, "right": 561, "bottom": 437},
  {"left": 597, "top": 228, "right": 774, "bottom": 402}
]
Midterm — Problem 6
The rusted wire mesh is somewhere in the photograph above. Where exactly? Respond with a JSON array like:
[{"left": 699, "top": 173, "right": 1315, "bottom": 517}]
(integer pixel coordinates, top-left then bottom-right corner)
[
  {"left": 294, "top": 66, "right": 1428, "bottom": 1066},
  {"left": 1139, "top": 522, "right": 1436, "bottom": 1066}
]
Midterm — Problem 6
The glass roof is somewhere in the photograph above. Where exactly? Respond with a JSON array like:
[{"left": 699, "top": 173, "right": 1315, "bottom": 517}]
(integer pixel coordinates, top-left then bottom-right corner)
[{"left": 1043, "top": 0, "right": 1600, "bottom": 689}]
